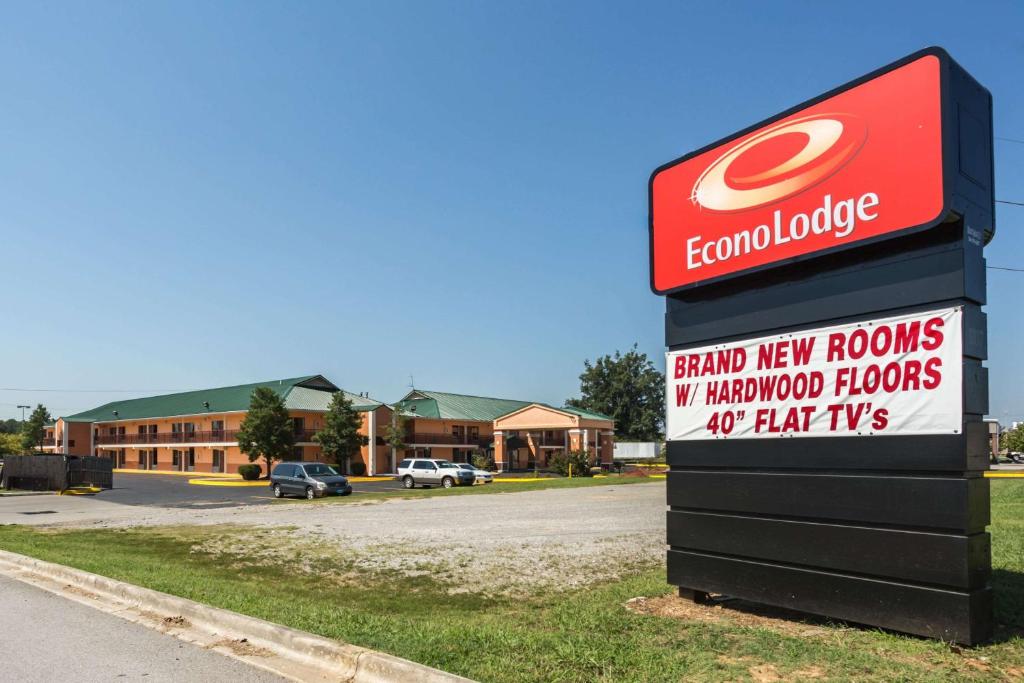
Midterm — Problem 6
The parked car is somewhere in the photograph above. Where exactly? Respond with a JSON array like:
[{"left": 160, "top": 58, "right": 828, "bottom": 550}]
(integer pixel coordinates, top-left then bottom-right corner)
[
  {"left": 395, "top": 458, "right": 475, "bottom": 489},
  {"left": 454, "top": 462, "right": 493, "bottom": 484},
  {"left": 270, "top": 461, "right": 352, "bottom": 499}
]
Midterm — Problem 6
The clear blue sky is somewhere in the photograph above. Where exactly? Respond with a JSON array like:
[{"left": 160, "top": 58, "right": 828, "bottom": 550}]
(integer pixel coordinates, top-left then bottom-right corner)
[{"left": 2, "top": 1, "right": 1022, "bottom": 423}]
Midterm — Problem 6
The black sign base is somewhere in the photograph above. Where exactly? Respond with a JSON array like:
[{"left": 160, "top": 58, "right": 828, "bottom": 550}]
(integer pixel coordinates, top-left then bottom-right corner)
[{"left": 665, "top": 221, "right": 993, "bottom": 644}]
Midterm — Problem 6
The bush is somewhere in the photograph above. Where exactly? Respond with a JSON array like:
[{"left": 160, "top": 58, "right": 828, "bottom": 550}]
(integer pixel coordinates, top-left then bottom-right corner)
[
  {"left": 471, "top": 451, "right": 494, "bottom": 471},
  {"left": 349, "top": 462, "right": 366, "bottom": 476},
  {"left": 238, "top": 464, "right": 262, "bottom": 480},
  {"left": 548, "top": 450, "right": 593, "bottom": 477}
]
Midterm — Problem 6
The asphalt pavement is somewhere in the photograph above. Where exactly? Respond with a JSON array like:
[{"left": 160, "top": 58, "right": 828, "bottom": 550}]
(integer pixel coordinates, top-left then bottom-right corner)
[
  {"left": 101, "top": 472, "right": 403, "bottom": 508},
  {"left": 0, "top": 573, "right": 285, "bottom": 682},
  {"left": 0, "top": 472, "right": 408, "bottom": 525}
]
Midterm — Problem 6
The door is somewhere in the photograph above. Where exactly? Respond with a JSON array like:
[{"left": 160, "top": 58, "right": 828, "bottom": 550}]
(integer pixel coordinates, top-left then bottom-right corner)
[
  {"left": 212, "top": 450, "right": 224, "bottom": 474},
  {"left": 186, "top": 448, "right": 195, "bottom": 472},
  {"left": 413, "top": 460, "right": 436, "bottom": 483},
  {"left": 289, "top": 465, "right": 307, "bottom": 494},
  {"left": 276, "top": 464, "right": 295, "bottom": 492},
  {"left": 425, "top": 461, "right": 441, "bottom": 483}
]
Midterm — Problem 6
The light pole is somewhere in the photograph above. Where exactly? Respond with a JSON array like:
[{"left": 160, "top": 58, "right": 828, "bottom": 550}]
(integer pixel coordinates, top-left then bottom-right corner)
[{"left": 17, "top": 405, "right": 29, "bottom": 423}]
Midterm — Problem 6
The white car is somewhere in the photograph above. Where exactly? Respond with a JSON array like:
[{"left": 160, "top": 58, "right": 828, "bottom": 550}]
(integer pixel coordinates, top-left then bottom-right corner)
[
  {"left": 395, "top": 458, "right": 476, "bottom": 489},
  {"left": 454, "top": 462, "right": 493, "bottom": 484}
]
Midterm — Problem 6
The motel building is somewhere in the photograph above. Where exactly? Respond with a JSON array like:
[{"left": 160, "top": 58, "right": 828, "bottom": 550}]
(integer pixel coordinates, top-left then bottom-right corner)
[
  {"left": 395, "top": 389, "right": 615, "bottom": 471},
  {"left": 49, "top": 376, "right": 394, "bottom": 476},
  {"left": 45, "top": 379, "right": 615, "bottom": 476}
]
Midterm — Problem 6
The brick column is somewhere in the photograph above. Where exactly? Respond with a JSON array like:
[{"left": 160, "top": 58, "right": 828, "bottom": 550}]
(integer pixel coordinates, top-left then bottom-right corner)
[{"left": 493, "top": 431, "right": 505, "bottom": 472}]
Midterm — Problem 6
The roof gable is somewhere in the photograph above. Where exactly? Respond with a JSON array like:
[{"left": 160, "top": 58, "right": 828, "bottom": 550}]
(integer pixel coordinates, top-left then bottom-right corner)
[{"left": 495, "top": 404, "right": 578, "bottom": 429}]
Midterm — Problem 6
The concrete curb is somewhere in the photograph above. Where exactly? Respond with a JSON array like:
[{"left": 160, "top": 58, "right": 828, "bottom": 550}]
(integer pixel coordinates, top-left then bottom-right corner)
[{"left": 0, "top": 549, "right": 473, "bottom": 683}]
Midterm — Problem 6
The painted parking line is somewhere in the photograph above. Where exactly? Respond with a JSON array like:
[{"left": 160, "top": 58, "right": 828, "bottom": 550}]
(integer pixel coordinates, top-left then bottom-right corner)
[
  {"left": 114, "top": 469, "right": 239, "bottom": 478},
  {"left": 985, "top": 472, "right": 1024, "bottom": 478},
  {"left": 188, "top": 479, "right": 267, "bottom": 487}
]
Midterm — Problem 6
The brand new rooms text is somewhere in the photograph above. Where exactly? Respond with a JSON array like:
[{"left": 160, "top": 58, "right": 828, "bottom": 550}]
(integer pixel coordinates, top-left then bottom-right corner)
[{"left": 685, "top": 191, "right": 880, "bottom": 271}]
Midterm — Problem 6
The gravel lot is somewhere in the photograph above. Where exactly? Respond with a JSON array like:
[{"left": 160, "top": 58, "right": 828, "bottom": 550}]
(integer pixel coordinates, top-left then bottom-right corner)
[{"left": 3, "top": 482, "right": 666, "bottom": 592}]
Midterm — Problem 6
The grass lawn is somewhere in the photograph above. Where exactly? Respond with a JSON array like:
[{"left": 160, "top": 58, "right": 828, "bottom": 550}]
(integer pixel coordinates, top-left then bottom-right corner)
[{"left": 0, "top": 481, "right": 1021, "bottom": 681}]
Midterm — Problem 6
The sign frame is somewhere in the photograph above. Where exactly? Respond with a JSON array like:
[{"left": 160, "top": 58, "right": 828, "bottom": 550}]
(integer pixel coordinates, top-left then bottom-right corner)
[{"left": 649, "top": 46, "right": 966, "bottom": 296}]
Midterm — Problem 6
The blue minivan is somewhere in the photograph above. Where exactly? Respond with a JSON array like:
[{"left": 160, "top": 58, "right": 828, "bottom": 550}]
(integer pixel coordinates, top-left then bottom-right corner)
[{"left": 270, "top": 462, "right": 352, "bottom": 499}]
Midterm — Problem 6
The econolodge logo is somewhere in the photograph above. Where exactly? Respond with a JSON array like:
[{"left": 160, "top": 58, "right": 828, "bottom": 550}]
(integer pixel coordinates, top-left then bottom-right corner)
[
  {"left": 691, "top": 113, "right": 867, "bottom": 213},
  {"left": 651, "top": 52, "right": 946, "bottom": 294}
]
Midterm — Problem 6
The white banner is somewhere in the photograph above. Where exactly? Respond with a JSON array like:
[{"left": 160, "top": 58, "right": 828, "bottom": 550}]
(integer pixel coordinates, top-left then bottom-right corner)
[{"left": 666, "top": 307, "right": 962, "bottom": 440}]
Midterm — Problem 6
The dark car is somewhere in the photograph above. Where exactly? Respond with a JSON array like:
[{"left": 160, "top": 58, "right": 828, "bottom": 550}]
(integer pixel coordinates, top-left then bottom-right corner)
[{"left": 270, "top": 462, "right": 352, "bottom": 500}]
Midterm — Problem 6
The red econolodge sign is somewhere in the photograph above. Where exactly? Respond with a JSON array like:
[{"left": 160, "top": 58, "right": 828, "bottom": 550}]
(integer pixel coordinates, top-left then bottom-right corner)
[{"left": 650, "top": 51, "right": 947, "bottom": 294}]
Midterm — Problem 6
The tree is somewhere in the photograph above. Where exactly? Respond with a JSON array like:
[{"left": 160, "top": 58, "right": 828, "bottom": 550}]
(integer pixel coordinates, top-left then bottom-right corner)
[
  {"left": 236, "top": 388, "right": 294, "bottom": 477},
  {"left": 313, "top": 392, "right": 368, "bottom": 473},
  {"left": 1001, "top": 424, "right": 1024, "bottom": 457},
  {"left": 566, "top": 344, "right": 665, "bottom": 442},
  {"left": 382, "top": 411, "right": 408, "bottom": 456},
  {"left": 21, "top": 404, "right": 51, "bottom": 454},
  {"left": 0, "top": 418, "right": 21, "bottom": 434},
  {"left": 0, "top": 432, "right": 22, "bottom": 456}
]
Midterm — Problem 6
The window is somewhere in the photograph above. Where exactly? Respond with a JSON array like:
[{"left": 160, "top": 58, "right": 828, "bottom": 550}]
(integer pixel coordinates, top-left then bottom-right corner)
[
  {"left": 273, "top": 464, "right": 295, "bottom": 477},
  {"left": 452, "top": 448, "right": 462, "bottom": 462},
  {"left": 68, "top": 440, "right": 75, "bottom": 448},
  {"left": 452, "top": 425, "right": 465, "bottom": 441},
  {"left": 398, "top": 459, "right": 412, "bottom": 469},
  {"left": 138, "top": 425, "right": 146, "bottom": 436},
  {"left": 413, "top": 461, "right": 432, "bottom": 470},
  {"left": 211, "top": 420, "right": 224, "bottom": 439},
  {"left": 292, "top": 446, "right": 304, "bottom": 460},
  {"left": 468, "top": 426, "right": 479, "bottom": 441},
  {"left": 148, "top": 424, "right": 157, "bottom": 435},
  {"left": 293, "top": 417, "right": 305, "bottom": 435}
]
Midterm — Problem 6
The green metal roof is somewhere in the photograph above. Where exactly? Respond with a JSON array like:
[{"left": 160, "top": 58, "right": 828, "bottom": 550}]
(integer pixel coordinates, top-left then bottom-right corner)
[
  {"left": 285, "top": 386, "right": 383, "bottom": 412},
  {"left": 63, "top": 375, "right": 382, "bottom": 423},
  {"left": 396, "top": 390, "right": 531, "bottom": 422},
  {"left": 558, "top": 405, "right": 614, "bottom": 421},
  {"left": 395, "top": 390, "right": 614, "bottom": 424}
]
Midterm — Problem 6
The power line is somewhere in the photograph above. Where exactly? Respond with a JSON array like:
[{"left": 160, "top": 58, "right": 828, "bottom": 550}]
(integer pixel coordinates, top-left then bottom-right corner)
[
  {"left": 988, "top": 266, "right": 1024, "bottom": 273},
  {"left": 997, "top": 199, "right": 1024, "bottom": 207},
  {"left": 997, "top": 136, "right": 1024, "bottom": 145}
]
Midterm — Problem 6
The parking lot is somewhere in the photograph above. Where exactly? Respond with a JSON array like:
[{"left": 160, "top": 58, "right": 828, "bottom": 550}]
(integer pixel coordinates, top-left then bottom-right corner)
[{"left": 97, "top": 472, "right": 405, "bottom": 509}]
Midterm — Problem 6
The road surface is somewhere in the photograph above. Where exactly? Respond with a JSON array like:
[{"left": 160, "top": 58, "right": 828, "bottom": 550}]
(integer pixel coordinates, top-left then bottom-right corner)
[{"left": 0, "top": 573, "right": 285, "bottom": 682}]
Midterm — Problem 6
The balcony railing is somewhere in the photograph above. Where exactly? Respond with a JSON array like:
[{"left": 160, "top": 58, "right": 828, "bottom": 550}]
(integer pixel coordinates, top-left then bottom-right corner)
[
  {"left": 41, "top": 437, "right": 56, "bottom": 447},
  {"left": 94, "top": 428, "right": 323, "bottom": 446},
  {"left": 405, "top": 432, "right": 490, "bottom": 447}
]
